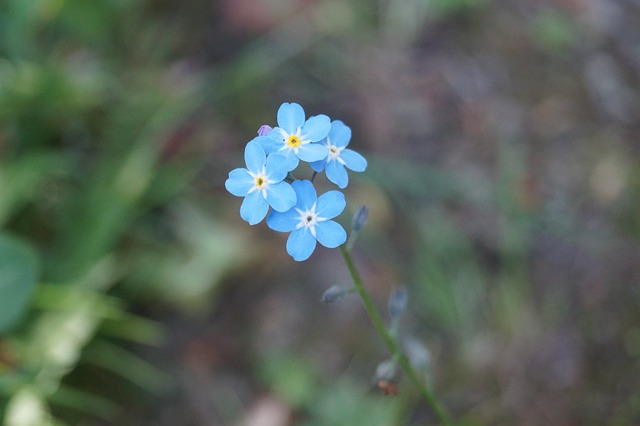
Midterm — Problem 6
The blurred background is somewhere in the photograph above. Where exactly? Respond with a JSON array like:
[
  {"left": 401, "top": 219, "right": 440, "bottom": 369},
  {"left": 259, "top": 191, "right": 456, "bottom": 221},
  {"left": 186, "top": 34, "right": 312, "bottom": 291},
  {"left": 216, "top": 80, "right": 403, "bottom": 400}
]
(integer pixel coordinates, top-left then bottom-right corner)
[{"left": 1, "top": 0, "right": 639, "bottom": 424}]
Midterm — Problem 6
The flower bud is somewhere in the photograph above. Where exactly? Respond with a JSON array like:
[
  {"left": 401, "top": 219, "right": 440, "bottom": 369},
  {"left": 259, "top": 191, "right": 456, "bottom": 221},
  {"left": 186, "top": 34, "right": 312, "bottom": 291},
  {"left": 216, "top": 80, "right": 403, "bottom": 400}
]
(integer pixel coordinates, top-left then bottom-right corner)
[
  {"left": 351, "top": 205, "right": 369, "bottom": 232},
  {"left": 373, "top": 359, "right": 399, "bottom": 396},
  {"left": 404, "top": 337, "right": 431, "bottom": 372},
  {"left": 374, "top": 359, "right": 397, "bottom": 381},
  {"left": 257, "top": 124, "right": 273, "bottom": 136},
  {"left": 388, "top": 286, "right": 408, "bottom": 320},
  {"left": 321, "top": 285, "right": 354, "bottom": 303}
]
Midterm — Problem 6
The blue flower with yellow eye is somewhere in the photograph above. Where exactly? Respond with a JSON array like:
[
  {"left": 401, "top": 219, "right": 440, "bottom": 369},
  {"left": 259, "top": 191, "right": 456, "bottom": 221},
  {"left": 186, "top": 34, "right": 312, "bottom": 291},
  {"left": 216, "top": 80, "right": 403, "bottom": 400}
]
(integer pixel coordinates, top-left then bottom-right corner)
[
  {"left": 225, "top": 140, "right": 296, "bottom": 225},
  {"left": 310, "top": 120, "right": 367, "bottom": 189},
  {"left": 260, "top": 102, "right": 331, "bottom": 171},
  {"left": 267, "top": 180, "right": 347, "bottom": 261}
]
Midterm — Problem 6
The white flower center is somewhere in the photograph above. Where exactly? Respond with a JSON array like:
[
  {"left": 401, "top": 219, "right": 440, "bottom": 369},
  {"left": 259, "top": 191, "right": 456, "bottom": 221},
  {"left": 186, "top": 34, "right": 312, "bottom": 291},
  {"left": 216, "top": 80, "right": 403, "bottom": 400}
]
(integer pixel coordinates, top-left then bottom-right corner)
[
  {"left": 325, "top": 138, "right": 345, "bottom": 164},
  {"left": 295, "top": 202, "right": 327, "bottom": 238}
]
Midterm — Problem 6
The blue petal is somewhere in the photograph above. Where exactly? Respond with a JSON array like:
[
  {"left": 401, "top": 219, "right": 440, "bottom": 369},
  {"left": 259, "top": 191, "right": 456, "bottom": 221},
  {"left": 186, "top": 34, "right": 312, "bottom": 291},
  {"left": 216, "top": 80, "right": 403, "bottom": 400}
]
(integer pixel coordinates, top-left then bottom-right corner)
[
  {"left": 240, "top": 191, "right": 269, "bottom": 225},
  {"left": 280, "top": 149, "right": 300, "bottom": 171},
  {"left": 254, "top": 135, "right": 281, "bottom": 155},
  {"left": 267, "top": 208, "right": 299, "bottom": 232},
  {"left": 297, "top": 143, "right": 328, "bottom": 163},
  {"left": 326, "top": 160, "right": 349, "bottom": 189},
  {"left": 266, "top": 181, "right": 297, "bottom": 212},
  {"left": 286, "top": 228, "right": 317, "bottom": 261},
  {"left": 328, "top": 120, "right": 351, "bottom": 147},
  {"left": 341, "top": 149, "right": 367, "bottom": 172},
  {"left": 265, "top": 153, "right": 290, "bottom": 182},
  {"left": 244, "top": 141, "right": 266, "bottom": 172},
  {"left": 316, "top": 220, "right": 347, "bottom": 248},
  {"left": 310, "top": 159, "right": 326, "bottom": 172},
  {"left": 225, "top": 168, "right": 253, "bottom": 196},
  {"left": 277, "top": 103, "right": 305, "bottom": 133},
  {"left": 268, "top": 127, "right": 285, "bottom": 141},
  {"left": 301, "top": 114, "right": 331, "bottom": 142},
  {"left": 316, "top": 190, "right": 346, "bottom": 219},
  {"left": 291, "top": 180, "right": 317, "bottom": 210}
]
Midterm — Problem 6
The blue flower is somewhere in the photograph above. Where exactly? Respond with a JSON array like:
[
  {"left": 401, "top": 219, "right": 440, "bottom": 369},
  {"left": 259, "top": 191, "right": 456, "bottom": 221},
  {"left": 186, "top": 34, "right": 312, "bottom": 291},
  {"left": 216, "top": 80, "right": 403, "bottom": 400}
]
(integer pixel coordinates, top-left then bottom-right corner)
[
  {"left": 267, "top": 180, "right": 347, "bottom": 261},
  {"left": 260, "top": 103, "right": 331, "bottom": 171},
  {"left": 225, "top": 140, "right": 296, "bottom": 225},
  {"left": 310, "top": 120, "right": 367, "bottom": 189}
]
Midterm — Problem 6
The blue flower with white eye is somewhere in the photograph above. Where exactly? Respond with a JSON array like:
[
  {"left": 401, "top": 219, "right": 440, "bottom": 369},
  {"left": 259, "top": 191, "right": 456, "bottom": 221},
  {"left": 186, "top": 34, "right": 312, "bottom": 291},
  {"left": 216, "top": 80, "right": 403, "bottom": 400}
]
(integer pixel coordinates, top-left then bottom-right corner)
[
  {"left": 260, "top": 102, "right": 331, "bottom": 171},
  {"left": 267, "top": 180, "right": 347, "bottom": 261},
  {"left": 310, "top": 120, "right": 367, "bottom": 189},
  {"left": 225, "top": 140, "right": 296, "bottom": 225}
]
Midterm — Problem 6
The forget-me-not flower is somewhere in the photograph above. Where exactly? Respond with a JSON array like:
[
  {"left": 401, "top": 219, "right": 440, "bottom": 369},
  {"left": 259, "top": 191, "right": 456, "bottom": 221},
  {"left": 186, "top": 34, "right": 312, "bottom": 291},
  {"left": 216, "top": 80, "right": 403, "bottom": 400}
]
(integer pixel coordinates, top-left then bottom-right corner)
[
  {"left": 310, "top": 120, "right": 367, "bottom": 189},
  {"left": 267, "top": 180, "right": 347, "bottom": 261},
  {"left": 225, "top": 140, "right": 296, "bottom": 225},
  {"left": 260, "top": 102, "right": 331, "bottom": 171}
]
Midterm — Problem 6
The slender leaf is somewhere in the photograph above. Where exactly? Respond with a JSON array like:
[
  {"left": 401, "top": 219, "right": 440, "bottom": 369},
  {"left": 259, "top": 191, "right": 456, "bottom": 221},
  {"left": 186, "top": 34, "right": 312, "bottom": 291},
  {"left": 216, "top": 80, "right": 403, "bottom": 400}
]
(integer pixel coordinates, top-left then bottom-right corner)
[{"left": 0, "top": 234, "right": 39, "bottom": 333}]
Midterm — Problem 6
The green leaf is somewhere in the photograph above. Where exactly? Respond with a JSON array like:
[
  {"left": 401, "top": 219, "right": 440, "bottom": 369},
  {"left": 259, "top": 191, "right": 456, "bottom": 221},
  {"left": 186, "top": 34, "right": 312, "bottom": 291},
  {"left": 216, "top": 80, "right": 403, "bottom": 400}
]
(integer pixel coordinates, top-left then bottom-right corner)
[
  {"left": 0, "top": 234, "right": 39, "bottom": 333},
  {"left": 50, "top": 384, "right": 120, "bottom": 420}
]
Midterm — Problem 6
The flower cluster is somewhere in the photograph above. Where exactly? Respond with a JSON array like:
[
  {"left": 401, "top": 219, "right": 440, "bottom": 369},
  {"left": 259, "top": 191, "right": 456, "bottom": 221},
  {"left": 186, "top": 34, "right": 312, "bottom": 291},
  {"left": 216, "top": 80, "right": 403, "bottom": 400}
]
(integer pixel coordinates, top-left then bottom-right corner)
[{"left": 225, "top": 102, "right": 367, "bottom": 261}]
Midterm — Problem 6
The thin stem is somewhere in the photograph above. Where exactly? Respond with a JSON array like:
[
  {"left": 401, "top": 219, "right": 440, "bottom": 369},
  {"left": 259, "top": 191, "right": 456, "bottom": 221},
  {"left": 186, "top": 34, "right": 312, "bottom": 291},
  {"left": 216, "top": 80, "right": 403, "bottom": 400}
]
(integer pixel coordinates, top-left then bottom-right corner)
[{"left": 339, "top": 245, "right": 453, "bottom": 426}]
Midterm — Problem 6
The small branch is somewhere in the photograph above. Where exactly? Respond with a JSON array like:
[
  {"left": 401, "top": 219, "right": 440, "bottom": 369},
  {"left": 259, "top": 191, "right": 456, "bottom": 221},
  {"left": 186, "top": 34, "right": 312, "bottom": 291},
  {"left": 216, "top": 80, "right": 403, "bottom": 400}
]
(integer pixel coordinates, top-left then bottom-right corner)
[{"left": 339, "top": 245, "right": 453, "bottom": 426}]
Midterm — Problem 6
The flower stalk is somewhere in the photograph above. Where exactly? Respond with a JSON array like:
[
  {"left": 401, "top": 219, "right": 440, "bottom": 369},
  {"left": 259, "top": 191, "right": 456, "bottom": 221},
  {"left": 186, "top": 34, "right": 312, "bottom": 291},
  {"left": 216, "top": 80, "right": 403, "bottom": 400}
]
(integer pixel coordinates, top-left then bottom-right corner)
[{"left": 339, "top": 245, "right": 453, "bottom": 426}]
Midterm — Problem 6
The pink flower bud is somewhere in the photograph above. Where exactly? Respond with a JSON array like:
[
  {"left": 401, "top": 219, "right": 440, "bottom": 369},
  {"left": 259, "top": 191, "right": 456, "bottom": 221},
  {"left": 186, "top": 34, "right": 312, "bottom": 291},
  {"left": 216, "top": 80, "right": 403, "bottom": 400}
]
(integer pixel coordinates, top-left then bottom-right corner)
[{"left": 257, "top": 125, "right": 273, "bottom": 136}]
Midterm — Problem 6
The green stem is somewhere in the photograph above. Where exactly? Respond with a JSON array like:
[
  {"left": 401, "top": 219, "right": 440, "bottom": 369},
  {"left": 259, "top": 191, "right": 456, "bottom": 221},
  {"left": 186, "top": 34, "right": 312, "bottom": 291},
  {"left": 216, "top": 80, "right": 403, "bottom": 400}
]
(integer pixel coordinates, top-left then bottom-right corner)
[{"left": 339, "top": 245, "right": 453, "bottom": 426}]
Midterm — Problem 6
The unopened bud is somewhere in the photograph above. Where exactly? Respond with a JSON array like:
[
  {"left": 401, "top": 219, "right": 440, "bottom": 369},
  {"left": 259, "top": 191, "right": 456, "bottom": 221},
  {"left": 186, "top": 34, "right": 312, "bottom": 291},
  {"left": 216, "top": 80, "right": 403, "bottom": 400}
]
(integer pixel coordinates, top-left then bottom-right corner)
[
  {"left": 321, "top": 285, "right": 354, "bottom": 303},
  {"left": 374, "top": 359, "right": 397, "bottom": 381},
  {"left": 388, "top": 286, "right": 408, "bottom": 320},
  {"left": 351, "top": 205, "right": 369, "bottom": 232},
  {"left": 257, "top": 125, "right": 273, "bottom": 136},
  {"left": 373, "top": 359, "right": 399, "bottom": 396},
  {"left": 404, "top": 338, "right": 431, "bottom": 372}
]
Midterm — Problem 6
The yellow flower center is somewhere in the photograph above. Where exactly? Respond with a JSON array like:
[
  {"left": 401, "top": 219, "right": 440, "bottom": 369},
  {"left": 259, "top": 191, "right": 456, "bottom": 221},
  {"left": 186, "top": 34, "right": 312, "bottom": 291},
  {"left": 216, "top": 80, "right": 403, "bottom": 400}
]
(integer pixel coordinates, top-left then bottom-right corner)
[
  {"left": 255, "top": 176, "right": 266, "bottom": 188},
  {"left": 287, "top": 135, "right": 302, "bottom": 148}
]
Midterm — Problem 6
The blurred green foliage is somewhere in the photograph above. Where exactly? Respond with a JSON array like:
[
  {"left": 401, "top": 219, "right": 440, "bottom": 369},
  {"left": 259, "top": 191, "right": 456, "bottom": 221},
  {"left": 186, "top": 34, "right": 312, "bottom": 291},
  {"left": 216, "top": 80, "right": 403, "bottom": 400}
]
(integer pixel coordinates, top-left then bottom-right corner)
[
  {"left": 0, "top": 0, "right": 245, "bottom": 423},
  {"left": 262, "top": 353, "right": 403, "bottom": 426},
  {"left": 0, "top": 235, "right": 38, "bottom": 333},
  {"left": 531, "top": 9, "right": 578, "bottom": 53}
]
